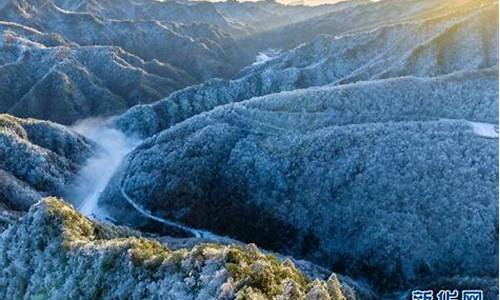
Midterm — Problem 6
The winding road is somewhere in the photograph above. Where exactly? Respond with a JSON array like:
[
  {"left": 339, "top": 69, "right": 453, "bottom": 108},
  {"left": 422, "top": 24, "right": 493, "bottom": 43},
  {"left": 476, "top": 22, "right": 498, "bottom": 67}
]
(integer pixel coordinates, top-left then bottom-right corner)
[{"left": 119, "top": 177, "right": 222, "bottom": 240}]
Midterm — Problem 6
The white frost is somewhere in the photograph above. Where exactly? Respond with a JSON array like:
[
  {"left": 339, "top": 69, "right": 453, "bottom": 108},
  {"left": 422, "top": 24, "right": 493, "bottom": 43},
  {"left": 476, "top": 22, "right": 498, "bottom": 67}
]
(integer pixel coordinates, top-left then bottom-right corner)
[
  {"left": 252, "top": 49, "right": 280, "bottom": 65},
  {"left": 468, "top": 121, "right": 499, "bottom": 139}
]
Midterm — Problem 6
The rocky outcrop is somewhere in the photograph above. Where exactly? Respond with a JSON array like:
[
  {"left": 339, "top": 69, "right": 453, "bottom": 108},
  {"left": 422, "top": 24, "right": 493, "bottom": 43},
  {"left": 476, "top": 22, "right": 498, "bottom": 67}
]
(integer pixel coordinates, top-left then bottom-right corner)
[
  {"left": 114, "top": 1, "right": 498, "bottom": 139},
  {"left": 0, "top": 114, "right": 93, "bottom": 211},
  {"left": 0, "top": 197, "right": 357, "bottom": 299},
  {"left": 99, "top": 69, "right": 499, "bottom": 291}
]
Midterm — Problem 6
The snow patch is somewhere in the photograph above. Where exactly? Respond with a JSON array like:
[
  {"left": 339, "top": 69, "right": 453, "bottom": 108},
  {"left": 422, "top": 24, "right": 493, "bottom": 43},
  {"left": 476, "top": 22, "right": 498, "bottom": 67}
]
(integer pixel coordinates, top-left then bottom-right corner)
[
  {"left": 468, "top": 121, "right": 499, "bottom": 139},
  {"left": 253, "top": 49, "right": 280, "bottom": 65}
]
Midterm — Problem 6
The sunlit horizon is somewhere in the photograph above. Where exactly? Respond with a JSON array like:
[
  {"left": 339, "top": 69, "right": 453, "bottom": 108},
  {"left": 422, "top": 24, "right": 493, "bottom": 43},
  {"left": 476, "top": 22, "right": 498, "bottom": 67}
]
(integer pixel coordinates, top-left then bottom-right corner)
[{"left": 160, "top": 0, "right": 353, "bottom": 7}]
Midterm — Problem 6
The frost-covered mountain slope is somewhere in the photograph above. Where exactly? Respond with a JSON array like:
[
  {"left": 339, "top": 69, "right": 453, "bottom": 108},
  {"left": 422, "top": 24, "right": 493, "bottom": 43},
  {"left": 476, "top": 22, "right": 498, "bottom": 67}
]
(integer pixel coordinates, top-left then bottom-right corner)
[
  {"left": 239, "top": 2, "right": 498, "bottom": 80},
  {"left": 0, "top": 0, "right": 271, "bottom": 125},
  {"left": 53, "top": 0, "right": 232, "bottom": 26},
  {"left": 0, "top": 30, "right": 196, "bottom": 124},
  {"left": 102, "top": 119, "right": 498, "bottom": 292},
  {"left": 29, "top": 0, "right": 353, "bottom": 38},
  {"left": 0, "top": 197, "right": 359, "bottom": 300},
  {"left": 99, "top": 69, "right": 498, "bottom": 291},
  {"left": 213, "top": 0, "right": 358, "bottom": 34},
  {"left": 240, "top": 0, "right": 495, "bottom": 56},
  {"left": 0, "top": 21, "right": 67, "bottom": 49},
  {"left": 0, "top": 0, "right": 245, "bottom": 81},
  {"left": 0, "top": 0, "right": 497, "bottom": 298},
  {"left": 0, "top": 114, "right": 93, "bottom": 212},
  {"left": 114, "top": 1, "right": 498, "bottom": 139},
  {"left": 223, "top": 68, "right": 499, "bottom": 129},
  {"left": 0, "top": 201, "right": 21, "bottom": 231}
]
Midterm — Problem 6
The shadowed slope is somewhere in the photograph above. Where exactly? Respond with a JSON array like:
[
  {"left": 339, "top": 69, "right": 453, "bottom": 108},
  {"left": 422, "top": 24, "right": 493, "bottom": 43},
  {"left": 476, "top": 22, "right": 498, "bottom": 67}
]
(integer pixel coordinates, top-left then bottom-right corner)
[{"left": 100, "top": 69, "right": 498, "bottom": 291}]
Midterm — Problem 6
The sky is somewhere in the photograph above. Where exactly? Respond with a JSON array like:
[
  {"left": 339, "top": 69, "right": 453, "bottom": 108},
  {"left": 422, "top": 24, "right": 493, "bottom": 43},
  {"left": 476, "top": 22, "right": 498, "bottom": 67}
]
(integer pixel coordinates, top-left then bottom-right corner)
[
  {"left": 268, "top": 0, "right": 346, "bottom": 4},
  {"left": 182, "top": 0, "right": 351, "bottom": 6}
]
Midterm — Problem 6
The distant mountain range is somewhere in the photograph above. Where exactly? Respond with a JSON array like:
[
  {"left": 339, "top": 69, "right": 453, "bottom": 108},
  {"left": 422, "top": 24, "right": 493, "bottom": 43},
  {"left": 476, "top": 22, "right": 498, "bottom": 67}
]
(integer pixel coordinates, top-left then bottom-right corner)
[
  {"left": 115, "top": 1, "right": 498, "bottom": 138},
  {"left": 0, "top": 0, "right": 375, "bottom": 124}
]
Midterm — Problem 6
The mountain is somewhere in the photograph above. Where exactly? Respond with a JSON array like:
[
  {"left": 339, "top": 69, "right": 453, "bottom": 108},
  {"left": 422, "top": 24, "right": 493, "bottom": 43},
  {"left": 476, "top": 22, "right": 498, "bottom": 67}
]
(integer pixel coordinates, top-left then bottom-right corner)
[
  {"left": 213, "top": 0, "right": 356, "bottom": 34},
  {"left": 14, "top": 0, "right": 353, "bottom": 38},
  {"left": 0, "top": 197, "right": 364, "bottom": 300},
  {"left": 52, "top": 0, "right": 235, "bottom": 25},
  {"left": 0, "top": 114, "right": 93, "bottom": 212},
  {"left": 239, "top": 0, "right": 495, "bottom": 57},
  {"left": 239, "top": 1, "right": 498, "bottom": 81},
  {"left": 0, "top": 0, "right": 244, "bottom": 81},
  {"left": 0, "top": 0, "right": 260, "bottom": 124},
  {"left": 0, "top": 37, "right": 194, "bottom": 124},
  {"left": 114, "top": 0, "right": 498, "bottom": 139},
  {"left": 99, "top": 68, "right": 499, "bottom": 292},
  {"left": 0, "top": 0, "right": 498, "bottom": 298}
]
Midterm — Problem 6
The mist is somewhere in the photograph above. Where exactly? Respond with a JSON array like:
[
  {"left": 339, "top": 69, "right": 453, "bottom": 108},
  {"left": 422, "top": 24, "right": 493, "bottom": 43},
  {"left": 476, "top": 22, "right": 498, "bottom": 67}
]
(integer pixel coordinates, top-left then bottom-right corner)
[{"left": 67, "top": 118, "right": 140, "bottom": 218}]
